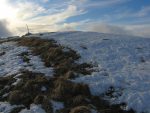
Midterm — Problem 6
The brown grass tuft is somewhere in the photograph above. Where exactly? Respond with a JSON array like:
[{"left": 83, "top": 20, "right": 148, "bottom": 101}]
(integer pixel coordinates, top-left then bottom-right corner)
[
  {"left": 51, "top": 78, "right": 91, "bottom": 101},
  {"left": 9, "top": 90, "right": 32, "bottom": 107},
  {"left": 70, "top": 106, "right": 91, "bottom": 113},
  {"left": 34, "top": 95, "right": 53, "bottom": 113},
  {"left": 10, "top": 106, "right": 25, "bottom": 113}
]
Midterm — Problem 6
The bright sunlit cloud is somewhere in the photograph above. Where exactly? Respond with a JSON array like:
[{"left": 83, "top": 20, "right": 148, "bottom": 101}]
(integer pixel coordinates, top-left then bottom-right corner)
[{"left": 0, "top": 0, "right": 17, "bottom": 20}]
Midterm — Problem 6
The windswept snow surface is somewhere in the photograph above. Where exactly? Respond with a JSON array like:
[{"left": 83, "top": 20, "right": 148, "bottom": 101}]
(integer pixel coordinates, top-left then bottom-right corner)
[
  {"left": 0, "top": 102, "right": 22, "bottom": 113},
  {"left": 51, "top": 100, "right": 64, "bottom": 113},
  {"left": 19, "top": 104, "right": 46, "bottom": 113},
  {"left": 36, "top": 31, "right": 150, "bottom": 113},
  {"left": 0, "top": 40, "right": 53, "bottom": 113},
  {"left": 0, "top": 41, "right": 53, "bottom": 77}
]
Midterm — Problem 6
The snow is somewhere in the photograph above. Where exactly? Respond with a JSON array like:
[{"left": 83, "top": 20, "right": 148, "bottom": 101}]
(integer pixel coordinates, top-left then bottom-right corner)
[
  {"left": 91, "top": 109, "right": 99, "bottom": 113},
  {"left": 12, "top": 78, "right": 21, "bottom": 86},
  {"left": 0, "top": 41, "right": 53, "bottom": 77},
  {"left": 0, "top": 39, "right": 54, "bottom": 113},
  {"left": 2, "top": 93, "right": 9, "bottom": 98},
  {"left": 0, "top": 102, "right": 23, "bottom": 113},
  {"left": 19, "top": 104, "right": 46, "bottom": 113},
  {"left": 41, "top": 86, "right": 47, "bottom": 92},
  {"left": 51, "top": 100, "right": 64, "bottom": 113},
  {"left": 34, "top": 31, "right": 150, "bottom": 113}
]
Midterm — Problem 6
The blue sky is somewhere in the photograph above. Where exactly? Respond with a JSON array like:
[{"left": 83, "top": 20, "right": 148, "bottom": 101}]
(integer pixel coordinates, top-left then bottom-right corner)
[{"left": 0, "top": 0, "right": 150, "bottom": 37}]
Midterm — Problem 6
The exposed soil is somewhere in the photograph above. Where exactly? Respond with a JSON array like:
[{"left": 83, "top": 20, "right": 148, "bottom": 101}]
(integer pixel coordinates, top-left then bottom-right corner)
[{"left": 0, "top": 37, "right": 135, "bottom": 113}]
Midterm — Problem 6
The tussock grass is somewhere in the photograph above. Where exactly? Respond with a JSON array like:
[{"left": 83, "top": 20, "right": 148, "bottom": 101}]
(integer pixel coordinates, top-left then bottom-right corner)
[
  {"left": 18, "top": 37, "right": 91, "bottom": 78},
  {"left": 70, "top": 106, "right": 91, "bottom": 113}
]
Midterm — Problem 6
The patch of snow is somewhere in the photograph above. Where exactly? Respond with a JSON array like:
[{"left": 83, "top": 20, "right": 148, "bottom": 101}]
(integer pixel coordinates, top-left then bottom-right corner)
[
  {"left": 41, "top": 86, "right": 47, "bottom": 92},
  {"left": 62, "top": 47, "right": 70, "bottom": 52},
  {"left": 0, "top": 41, "right": 53, "bottom": 77},
  {"left": 12, "top": 78, "right": 21, "bottom": 86},
  {"left": 91, "top": 109, "right": 99, "bottom": 113},
  {"left": 27, "top": 55, "right": 53, "bottom": 76},
  {"left": 14, "top": 73, "right": 22, "bottom": 78},
  {"left": 51, "top": 100, "right": 64, "bottom": 113},
  {"left": 35, "top": 31, "right": 150, "bottom": 113},
  {"left": 19, "top": 104, "right": 46, "bottom": 113},
  {"left": 0, "top": 102, "right": 22, "bottom": 113},
  {"left": 2, "top": 93, "right": 9, "bottom": 98}
]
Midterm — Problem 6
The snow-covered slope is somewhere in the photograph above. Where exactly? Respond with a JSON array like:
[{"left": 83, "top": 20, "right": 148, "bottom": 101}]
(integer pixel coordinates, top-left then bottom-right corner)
[{"left": 33, "top": 31, "right": 150, "bottom": 113}]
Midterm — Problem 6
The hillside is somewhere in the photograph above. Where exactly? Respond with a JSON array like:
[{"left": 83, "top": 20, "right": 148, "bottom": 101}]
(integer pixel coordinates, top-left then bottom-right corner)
[{"left": 0, "top": 32, "right": 150, "bottom": 113}]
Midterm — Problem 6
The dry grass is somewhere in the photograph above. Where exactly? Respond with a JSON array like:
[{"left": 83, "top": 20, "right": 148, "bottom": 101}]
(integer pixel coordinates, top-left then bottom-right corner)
[
  {"left": 51, "top": 78, "right": 91, "bottom": 102},
  {"left": 70, "top": 106, "right": 91, "bottom": 113},
  {"left": 19, "top": 52, "right": 30, "bottom": 63},
  {"left": 18, "top": 37, "right": 91, "bottom": 78},
  {"left": 10, "top": 106, "right": 25, "bottom": 113},
  {"left": 34, "top": 95, "right": 52, "bottom": 113},
  {"left": 0, "top": 70, "right": 53, "bottom": 111},
  {"left": 9, "top": 90, "right": 32, "bottom": 106}
]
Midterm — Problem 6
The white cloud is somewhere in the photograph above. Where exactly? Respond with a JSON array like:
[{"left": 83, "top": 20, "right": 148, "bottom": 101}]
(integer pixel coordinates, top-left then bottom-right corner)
[
  {"left": 105, "top": 6, "right": 150, "bottom": 20},
  {"left": 3, "top": 0, "right": 85, "bottom": 35},
  {"left": 0, "top": 20, "right": 12, "bottom": 37},
  {"left": 134, "top": 6, "right": 150, "bottom": 17},
  {"left": 78, "top": 20, "right": 150, "bottom": 37},
  {"left": 124, "top": 24, "right": 150, "bottom": 37},
  {"left": 16, "top": 2, "right": 46, "bottom": 20},
  {"left": 29, "top": 5, "right": 84, "bottom": 25},
  {"left": 81, "top": 21, "right": 132, "bottom": 35},
  {"left": 0, "top": 0, "right": 17, "bottom": 20},
  {"left": 21, "top": 5, "right": 85, "bottom": 34},
  {"left": 43, "top": 0, "right": 49, "bottom": 3},
  {"left": 81, "top": 0, "right": 130, "bottom": 8}
]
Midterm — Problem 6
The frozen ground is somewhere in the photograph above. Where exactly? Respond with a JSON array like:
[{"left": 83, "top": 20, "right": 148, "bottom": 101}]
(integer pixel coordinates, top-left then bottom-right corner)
[
  {"left": 0, "top": 41, "right": 53, "bottom": 77},
  {"left": 19, "top": 104, "right": 46, "bottom": 113},
  {"left": 33, "top": 31, "right": 150, "bottom": 113},
  {"left": 0, "top": 32, "right": 150, "bottom": 113},
  {"left": 0, "top": 102, "right": 23, "bottom": 113},
  {"left": 0, "top": 41, "right": 53, "bottom": 113}
]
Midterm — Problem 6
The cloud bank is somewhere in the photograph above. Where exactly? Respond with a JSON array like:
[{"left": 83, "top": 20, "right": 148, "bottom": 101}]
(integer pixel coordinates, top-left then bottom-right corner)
[
  {"left": 0, "top": 20, "right": 11, "bottom": 38},
  {"left": 79, "top": 21, "right": 150, "bottom": 37}
]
